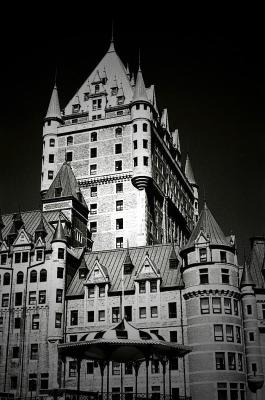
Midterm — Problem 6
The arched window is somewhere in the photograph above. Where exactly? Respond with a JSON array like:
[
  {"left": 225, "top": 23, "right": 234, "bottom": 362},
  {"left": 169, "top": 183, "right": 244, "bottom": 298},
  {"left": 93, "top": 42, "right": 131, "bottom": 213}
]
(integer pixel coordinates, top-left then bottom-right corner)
[
  {"left": 133, "top": 124, "right": 137, "bottom": 133},
  {"left": 17, "top": 271, "right": 24, "bottom": 284},
  {"left": 115, "top": 127, "right": 122, "bottom": 138},
  {"left": 40, "top": 269, "right": 47, "bottom": 282},
  {"left": 30, "top": 270, "right": 37, "bottom": 283},
  {"left": 3, "top": 272, "right": 10, "bottom": 285},
  {"left": 67, "top": 136, "right": 73, "bottom": 146}
]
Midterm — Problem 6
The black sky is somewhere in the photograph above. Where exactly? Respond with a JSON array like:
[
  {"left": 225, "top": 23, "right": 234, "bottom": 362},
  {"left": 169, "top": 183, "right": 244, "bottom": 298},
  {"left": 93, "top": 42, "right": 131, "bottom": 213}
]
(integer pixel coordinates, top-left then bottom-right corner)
[{"left": 0, "top": 8, "right": 264, "bottom": 262}]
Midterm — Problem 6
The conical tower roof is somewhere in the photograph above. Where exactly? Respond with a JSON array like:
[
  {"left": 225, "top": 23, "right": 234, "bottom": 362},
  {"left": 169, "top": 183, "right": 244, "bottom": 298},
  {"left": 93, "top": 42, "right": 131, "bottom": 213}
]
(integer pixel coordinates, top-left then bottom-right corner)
[
  {"left": 45, "top": 84, "right": 61, "bottom": 120},
  {"left": 184, "top": 203, "right": 229, "bottom": 249},
  {"left": 185, "top": 154, "right": 197, "bottom": 186},
  {"left": 132, "top": 66, "right": 148, "bottom": 102},
  {"left": 43, "top": 162, "right": 87, "bottom": 208},
  {"left": 52, "top": 217, "right": 67, "bottom": 244},
  {"left": 240, "top": 261, "right": 256, "bottom": 287}
]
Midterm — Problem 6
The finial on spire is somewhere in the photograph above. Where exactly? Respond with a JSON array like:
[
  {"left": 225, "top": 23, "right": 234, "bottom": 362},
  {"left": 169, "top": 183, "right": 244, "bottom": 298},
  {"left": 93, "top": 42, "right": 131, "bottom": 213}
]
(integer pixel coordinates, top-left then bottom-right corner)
[
  {"left": 108, "top": 21, "right": 115, "bottom": 53},
  {"left": 138, "top": 48, "right": 141, "bottom": 72},
  {"left": 54, "top": 68, "right": 58, "bottom": 87}
]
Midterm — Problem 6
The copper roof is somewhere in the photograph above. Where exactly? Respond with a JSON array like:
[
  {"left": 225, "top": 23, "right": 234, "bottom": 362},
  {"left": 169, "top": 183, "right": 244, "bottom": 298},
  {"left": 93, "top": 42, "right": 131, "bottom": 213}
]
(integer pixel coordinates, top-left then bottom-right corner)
[
  {"left": 67, "top": 243, "right": 182, "bottom": 297},
  {"left": 249, "top": 237, "right": 265, "bottom": 289},
  {"left": 183, "top": 202, "right": 230, "bottom": 250},
  {"left": 240, "top": 262, "right": 256, "bottom": 287}
]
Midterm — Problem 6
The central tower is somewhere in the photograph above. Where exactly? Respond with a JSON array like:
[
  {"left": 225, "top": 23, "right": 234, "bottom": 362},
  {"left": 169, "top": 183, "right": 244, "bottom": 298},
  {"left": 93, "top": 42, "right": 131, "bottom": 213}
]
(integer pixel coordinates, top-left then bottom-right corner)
[{"left": 41, "top": 38, "right": 198, "bottom": 251}]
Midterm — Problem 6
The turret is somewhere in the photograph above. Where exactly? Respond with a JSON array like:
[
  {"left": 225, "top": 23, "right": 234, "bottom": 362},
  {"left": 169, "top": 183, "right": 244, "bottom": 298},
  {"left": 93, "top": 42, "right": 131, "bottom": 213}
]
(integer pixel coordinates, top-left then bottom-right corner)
[
  {"left": 130, "top": 62, "right": 152, "bottom": 190},
  {"left": 180, "top": 203, "right": 243, "bottom": 400},
  {"left": 41, "top": 83, "right": 63, "bottom": 196},
  {"left": 240, "top": 262, "right": 264, "bottom": 397},
  {"left": 185, "top": 154, "right": 199, "bottom": 223}
]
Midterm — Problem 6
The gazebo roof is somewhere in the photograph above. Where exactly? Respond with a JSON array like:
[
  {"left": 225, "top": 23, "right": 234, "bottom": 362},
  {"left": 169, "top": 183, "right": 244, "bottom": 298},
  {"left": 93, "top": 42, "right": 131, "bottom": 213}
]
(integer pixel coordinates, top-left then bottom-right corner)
[{"left": 58, "top": 318, "right": 191, "bottom": 362}]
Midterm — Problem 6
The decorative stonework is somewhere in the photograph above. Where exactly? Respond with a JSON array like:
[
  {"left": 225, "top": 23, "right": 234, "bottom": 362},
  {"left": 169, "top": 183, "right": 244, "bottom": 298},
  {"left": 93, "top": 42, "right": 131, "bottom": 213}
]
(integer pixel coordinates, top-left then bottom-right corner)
[
  {"left": 78, "top": 172, "right": 132, "bottom": 187},
  {"left": 183, "top": 288, "right": 241, "bottom": 300}
]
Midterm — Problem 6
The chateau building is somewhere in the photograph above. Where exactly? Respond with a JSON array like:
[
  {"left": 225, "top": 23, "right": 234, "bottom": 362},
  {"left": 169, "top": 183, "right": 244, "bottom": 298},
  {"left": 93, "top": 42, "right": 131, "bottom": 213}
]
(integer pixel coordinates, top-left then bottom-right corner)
[{"left": 0, "top": 37, "right": 264, "bottom": 400}]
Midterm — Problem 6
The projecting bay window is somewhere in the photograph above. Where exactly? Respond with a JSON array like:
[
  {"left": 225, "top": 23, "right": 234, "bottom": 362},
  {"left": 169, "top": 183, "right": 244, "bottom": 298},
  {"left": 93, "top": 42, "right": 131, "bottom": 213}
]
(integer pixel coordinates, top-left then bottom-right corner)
[
  {"left": 217, "top": 383, "right": 227, "bottom": 400},
  {"left": 233, "top": 299, "right": 239, "bottom": 316},
  {"left": 220, "top": 251, "right": 227, "bottom": 263}
]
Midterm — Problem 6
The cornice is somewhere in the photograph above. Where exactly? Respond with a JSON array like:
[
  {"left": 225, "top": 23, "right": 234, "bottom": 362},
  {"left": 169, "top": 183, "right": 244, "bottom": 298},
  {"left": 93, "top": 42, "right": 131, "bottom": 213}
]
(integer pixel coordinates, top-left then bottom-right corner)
[
  {"left": 183, "top": 288, "right": 241, "bottom": 300},
  {"left": 78, "top": 172, "right": 132, "bottom": 187}
]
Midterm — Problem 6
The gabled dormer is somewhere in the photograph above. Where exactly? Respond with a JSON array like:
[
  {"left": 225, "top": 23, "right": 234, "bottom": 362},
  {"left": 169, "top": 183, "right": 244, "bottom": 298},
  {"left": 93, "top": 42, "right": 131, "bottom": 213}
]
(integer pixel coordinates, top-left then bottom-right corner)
[
  {"left": 12, "top": 228, "right": 33, "bottom": 248},
  {"left": 134, "top": 253, "right": 161, "bottom": 293},
  {"left": 123, "top": 247, "right": 134, "bottom": 275},
  {"left": 35, "top": 214, "right": 47, "bottom": 242},
  {"left": 0, "top": 241, "right": 9, "bottom": 266},
  {"left": 85, "top": 258, "right": 109, "bottom": 285}
]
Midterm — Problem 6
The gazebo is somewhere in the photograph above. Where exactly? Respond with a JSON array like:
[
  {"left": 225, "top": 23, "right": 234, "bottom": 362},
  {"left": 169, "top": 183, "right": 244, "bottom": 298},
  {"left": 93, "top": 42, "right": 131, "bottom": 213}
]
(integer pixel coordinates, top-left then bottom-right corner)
[{"left": 57, "top": 318, "right": 192, "bottom": 400}]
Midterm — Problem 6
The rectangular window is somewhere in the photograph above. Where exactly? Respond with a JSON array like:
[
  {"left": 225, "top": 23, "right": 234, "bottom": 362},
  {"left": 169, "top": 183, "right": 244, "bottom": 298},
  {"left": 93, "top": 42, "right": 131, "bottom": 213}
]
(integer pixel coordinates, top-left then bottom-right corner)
[
  {"left": 168, "top": 302, "right": 177, "bottom": 318},
  {"left": 40, "top": 373, "right": 49, "bottom": 390},
  {"left": 15, "top": 252, "right": 21, "bottom": 263},
  {"left": 50, "top": 139, "right": 55, "bottom": 147},
  {"left": 116, "top": 218, "right": 123, "bottom": 230},
  {"left": 262, "top": 304, "right": 265, "bottom": 319},
  {"left": 90, "top": 164, "right": 97, "bottom": 175},
  {"left": 91, "top": 132, "right": 97, "bottom": 141},
  {"left": 124, "top": 306, "right": 132, "bottom": 322},
  {"left": 151, "top": 360, "right": 160, "bottom": 374},
  {"left": 115, "top": 160, "right": 122, "bottom": 171},
  {"left": 36, "top": 250, "right": 43, "bottom": 261},
  {"left": 15, "top": 292, "right": 23, "bottom": 306},
  {"left": 115, "top": 144, "right": 122, "bottom": 154},
  {"left": 116, "top": 200, "right": 123, "bottom": 211},
  {"left": 87, "top": 311, "right": 94, "bottom": 322},
  {"left": 214, "top": 325, "right": 224, "bottom": 341},
  {"left": 98, "top": 310, "right": 105, "bottom": 321},
  {"left": 112, "top": 362, "right": 120, "bottom": 375},
  {"left": 69, "top": 335, "right": 77, "bottom": 342},
  {"left": 49, "top": 154, "right": 54, "bottom": 163},
  {"left": 226, "top": 325, "right": 234, "bottom": 342},
  {"left": 22, "top": 252, "right": 28, "bottom": 263},
  {"left": 91, "top": 186, "right": 97, "bottom": 197},
  {"left": 143, "top": 156, "right": 149, "bottom": 166},
  {"left": 90, "top": 148, "right": 97, "bottom": 158},
  {"left": 55, "top": 312, "right": 62, "bottom": 328},
  {"left": 170, "top": 331, "right": 178, "bottom": 342},
  {"left": 112, "top": 307, "right": 120, "bottom": 323},
  {"left": 228, "top": 352, "right": 236, "bottom": 370},
  {"left": 87, "top": 361, "right": 94, "bottom": 374},
  {"left": 30, "top": 344, "right": 38, "bottom": 360},
  {"left": 199, "top": 268, "right": 209, "bottom": 284},
  {"left": 150, "top": 280, "right": 157, "bottom": 292},
  {"left": 12, "top": 346, "right": 19, "bottom": 358},
  {"left": 216, "top": 352, "right": 226, "bottom": 370},
  {"left": 32, "top": 314, "right": 39, "bottom": 330},
  {"left": 87, "top": 287, "right": 95, "bottom": 298},
  {"left": 2, "top": 293, "right": 9, "bottom": 307},
  {"left": 10, "top": 376, "right": 18, "bottom": 390},
  {"left": 200, "top": 298, "right": 210, "bottom": 314},
  {"left": 133, "top": 157, "right": 138, "bottom": 167},
  {"left": 139, "top": 307, "right": 146, "bottom": 319},
  {"left": 133, "top": 140, "right": 137, "bottom": 149},
  {"left": 57, "top": 267, "right": 64, "bottom": 279},
  {"left": 220, "top": 251, "right": 227, "bottom": 263},
  {"left": 221, "top": 268, "right": 229, "bottom": 284},
  {"left": 28, "top": 373, "right": 37, "bottom": 391},
  {"left": 90, "top": 221, "right": 97, "bottom": 233},
  {"left": 169, "top": 358, "right": 178, "bottom": 370},
  {"left": 58, "top": 248, "right": 65, "bottom": 259},
  {"left": 116, "top": 183, "right": 123, "bottom": 193},
  {"left": 125, "top": 363, "right": 133, "bottom": 375},
  {"left": 143, "top": 139, "right": 148, "bottom": 148},
  {"left": 14, "top": 318, "right": 21, "bottom": 329},
  {"left": 1, "top": 254, "right": 7, "bottom": 265},
  {"left": 56, "top": 289, "right": 63, "bottom": 303},
  {"left": 70, "top": 310, "right": 78, "bottom": 326},
  {"left": 116, "top": 237, "right": 123, "bottom": 248},
  {"left": 99, "top": 285, "right": 105, "bottom": 297},
  {"left": 48, "top": 170, "right": 54, "bottom": 180},
  {"left": 151, "top": 306, "right": 158, "bottom": 318},
  {"left": 236, "top": 326, "right": 241, "bottom": 343},
  {"left": 199, "top": 248, "right": 207, "bottom": 262},
  {"left": 90, "top": 203, "right": 97, "bottom": 214},
  {"left": 212, "top": 297, "right": 222, "bottom": 313},
  {"left": 139, "top": 281, "right": 146, "bottom": 293},
  {"left": 247, "top": 305, "right": 252, "bottom": 315},
  {"left": 28, "top": 291, "right": 36, "bottom": 305},
  {"left": 69, "top": 361, "right": 77, "bottom": 377},
  {"left": 234, "top": 299, "right": 239, "bottom": 316},
  {"left": 217, "top": 382, "right": 227, "bottom": 400},
  {"left": 249, "top": 332, "right": 255, "bottom": 341},
  {"left": 224, "top": 298, "right": 232, "bottom": 314}
]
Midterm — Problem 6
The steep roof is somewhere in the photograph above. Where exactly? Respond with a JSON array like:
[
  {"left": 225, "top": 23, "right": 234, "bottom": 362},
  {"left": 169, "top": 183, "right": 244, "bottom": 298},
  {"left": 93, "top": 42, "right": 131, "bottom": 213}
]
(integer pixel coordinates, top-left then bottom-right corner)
[
  {"left": 183, "top": 203, "right": 229, "bottom": 250},
  {"left": 52, "top": 217, "right": 67, "bottom": 244},
  {"left": 67, "top": 243, "right": 182, "bottom": 297},
  {"left": 240, "top": 262, "right": 256, "bottom": 287},
  {"left": 43, "top": 162, "right": 87, "bottom": 208},
  {"left": 45, "top": 84, "right": 61, "bottom": 120},
  {"left": 132, "top": 66, "right": 148, "bottom": 102},
  {"left": 185, "top": 154, "right": 196, "bottom": 186},
  {"left": 64, "top": 40, "right": 134, "bottom": 114},
  {"left": 248, "top": 237, "right": 265, "bottom": 289}
]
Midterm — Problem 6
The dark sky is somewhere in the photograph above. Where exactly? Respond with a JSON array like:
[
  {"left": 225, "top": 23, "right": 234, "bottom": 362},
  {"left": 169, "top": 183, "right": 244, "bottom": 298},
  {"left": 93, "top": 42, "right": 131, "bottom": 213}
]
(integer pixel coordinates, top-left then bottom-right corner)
[{"left": 0, "top": 8, "right": 264, "bottom": 262}]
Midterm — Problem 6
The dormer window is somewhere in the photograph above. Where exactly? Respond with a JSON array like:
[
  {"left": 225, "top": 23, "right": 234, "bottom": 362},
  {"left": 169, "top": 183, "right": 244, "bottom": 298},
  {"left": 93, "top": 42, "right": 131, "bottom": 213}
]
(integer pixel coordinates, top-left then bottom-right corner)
[
  {"left": 36, "top": 250, "right": 43, "bottom": 262},
  {"left": 72, "top": 104, "right": 80, "bottom": 114},
  {"left": 94, "top": 268, "right": 100, "bottom": 278},
  {"left": 95, "top": 84, "right": 100, "bottom": 94},
  {"left": 55, "top": 187, "right": 62, "bottom": 198},
  {"left": 111, "top": 87, "right": 118, "bottom": 96},
  {"left": 87, "top": 287, "right": 95, "bottom": 298},
  {"left": 150, "top": 280, "right": 157, "bottom": 293},
  {"left": 220, "top": 251, "right": 227, "bottom": 263},
  {"left": 99, "top": 285, "right": 105, "bottom": 297},
  {"left": 139, "top": 281, "right": 146, "bottom": 293},
  {"left": 92, "top": 99, "right": 102, "bottom": 110},
  {"left": 144, "top": 262, "right": 151, "bottom": 274},
  {"left": 199, "top": 248, "right": 207, "bottom": 262},
  {"left": 117, "top": 96, "right": 124, "bottom": 105}
]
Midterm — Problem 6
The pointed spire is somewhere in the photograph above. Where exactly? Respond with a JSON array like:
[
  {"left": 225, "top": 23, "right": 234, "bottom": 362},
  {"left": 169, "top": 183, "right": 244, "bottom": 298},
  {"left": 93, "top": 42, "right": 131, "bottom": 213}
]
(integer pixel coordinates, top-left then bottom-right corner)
[
  {"left": 35, "top": 213, "right": 47, "bottom": 241},
  {"left": 123, "top": 241, "right": 134, "bottom": 274},
  {"left": 172, "top": 129, "right": 181, "bottom": 153},
  {"left": 130, "top": 74, "right": 135, "bottom": 87},
  {"left": 126, "top": 63, "right": 130, "bottom": 79},
  {"left": 45, "top": 83, "right": 61, "bottom": 121},
  {"left": 240, "top": 261, "right": 256, "bottom": 288},
  {"left": 161, "top": 109, "right": 169, "bottom": 131},
  {"left": 169, "top": 243, "right": 179, "bottom": 269},
  {"left": 185, "top": 154, "right": 197, "bottom": 186},
  {"left": 108, "top": 21, "right": 115, "bottom": 53},
  {"left": 132, "top": 62, "right": 148, "bottom": 102},
  {"left": 51, "top": 216, "right": 67, "bottom": 244}
]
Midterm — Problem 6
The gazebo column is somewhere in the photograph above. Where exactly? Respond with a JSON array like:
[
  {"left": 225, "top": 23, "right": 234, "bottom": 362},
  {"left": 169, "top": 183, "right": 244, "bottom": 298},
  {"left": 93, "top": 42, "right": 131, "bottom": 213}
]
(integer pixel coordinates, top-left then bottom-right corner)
[
  {"left": 99, "top": 361, "right": 107, "bottom": 400},
  {"left": 145, "top": 358, "right": 150, "bottom": 400},
  {"left": 76, "top": 358, "right": 81, "bottom": 400},
  {"left": 106, "top": 361, "right": 110, "bottom": 400},
  {"left": 168, "top": 360, "right": 172, "bottom": 400},
  {"left": 133, "top": 361, "right": 141, "bottom": 400},
  {"left": 161, "top": 360, "right": 167, "bottom": 400}
]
